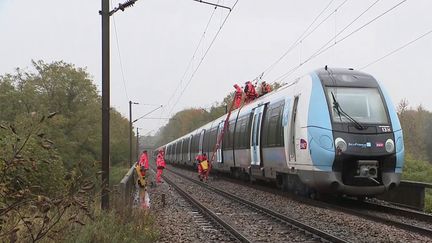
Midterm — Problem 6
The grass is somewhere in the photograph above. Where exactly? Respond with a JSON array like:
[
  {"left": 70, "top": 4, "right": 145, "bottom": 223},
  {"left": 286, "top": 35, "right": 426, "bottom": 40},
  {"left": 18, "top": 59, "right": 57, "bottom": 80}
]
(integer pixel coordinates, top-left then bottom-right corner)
[
  {"left": 110, "top": 163, "right": 131, "bottom": 186},
  {"left": 402, "top": 155, "right": 432, "bottom": 212},
  {"left": 64, "top": 210, "right": 159, "bottom": 243}
]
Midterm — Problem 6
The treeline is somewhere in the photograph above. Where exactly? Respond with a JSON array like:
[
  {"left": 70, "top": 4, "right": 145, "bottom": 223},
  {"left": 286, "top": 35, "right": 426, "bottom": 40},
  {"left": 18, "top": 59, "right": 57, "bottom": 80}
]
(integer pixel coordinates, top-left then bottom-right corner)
[
  {"left": 0, "top": 60, "right": 133, "bottom": 242},
  {"left": 397, "top": 99, "right": 432, "bottom": 163},
  {"left": 0, "top": 60, "right": 132, "bottom": 168}
]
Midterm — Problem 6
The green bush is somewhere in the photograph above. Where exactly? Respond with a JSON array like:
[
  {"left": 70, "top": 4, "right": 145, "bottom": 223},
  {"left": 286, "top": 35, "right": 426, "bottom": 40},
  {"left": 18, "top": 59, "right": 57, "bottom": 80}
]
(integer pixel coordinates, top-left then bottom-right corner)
[
  {"left": 425, "top": 190, "right": 432, "bottom": 213},
  {"left": 402, "top": 154, "right": 432, "bottom": 212},
  {"left": 65, "top": 210, "right": 159, "bottom": 243},
  {"left": 402, "top": 154, "right": 432, "bottom": 183},
  {"left": 110, "top": 164, "right": 131, "bottom": 186}
]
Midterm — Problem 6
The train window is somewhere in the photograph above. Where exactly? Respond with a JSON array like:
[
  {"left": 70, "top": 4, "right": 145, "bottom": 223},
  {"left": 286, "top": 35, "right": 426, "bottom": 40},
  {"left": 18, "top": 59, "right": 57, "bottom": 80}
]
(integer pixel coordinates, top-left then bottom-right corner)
[
  {"left": 326, "top": 87, "right": 389, "bottom": 124},
  {"left": 208, "top": 127, "right": 218, "bottom": 153},
  {"left": 191, "top": 134, "right": 200, "bottom": 154},
  {"left": 262, "top": 101, "right": 285, "bottom": 147},
  {"left": 183, "top": 138, "right": 189, "bottom": 154},
  {"left": 223, "top": 119, "right": 235, "bottom": 149},
  {"left": 234, "top": 115, "right": 250, "bottom": 149}
]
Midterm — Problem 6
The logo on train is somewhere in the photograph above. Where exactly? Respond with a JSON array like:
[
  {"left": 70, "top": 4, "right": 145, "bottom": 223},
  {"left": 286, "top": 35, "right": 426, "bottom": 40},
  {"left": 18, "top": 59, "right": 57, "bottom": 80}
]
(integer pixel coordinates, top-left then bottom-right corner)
[
  {"left": 375, "top": 142, "right": 384, "bottom": 148},
  {"left": 348, "top": 142, "right": 372, "bottom": 148},
  {"left": 300, "top": 139, "right": 307, "bottom": 149}
]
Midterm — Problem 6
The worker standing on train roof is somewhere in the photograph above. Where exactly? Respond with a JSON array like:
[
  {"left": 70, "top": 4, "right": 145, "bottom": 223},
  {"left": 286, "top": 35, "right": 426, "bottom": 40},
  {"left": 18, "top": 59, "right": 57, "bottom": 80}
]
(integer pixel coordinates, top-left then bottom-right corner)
[
  {"left": 244, "top": 81, "right": 258, "bottom": 103},
  {"left": 138, "top": 150, "right": 149, "bottom": 177},
  {"left": 156, "top": 149, "right": 166, "bottom": 183},
  {"left": 259, "top": 81, "right": 272, "bottom": 97},
  {"left": 233, "top": 84, "right": 243, "bottom": 109}
]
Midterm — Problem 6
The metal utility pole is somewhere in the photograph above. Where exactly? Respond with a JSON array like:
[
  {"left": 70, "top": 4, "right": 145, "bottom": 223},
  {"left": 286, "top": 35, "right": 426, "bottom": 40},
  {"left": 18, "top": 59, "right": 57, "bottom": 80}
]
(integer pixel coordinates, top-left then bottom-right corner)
[
  {"left": 129, "top": 101, "right": 139, "bottom": 167},
  {"left": 101, "top": 0, "right": 110, "bottom": 211},
  {"left": 100, "top": 0, "right": 138, "bottom": 211},
  {"left": 136, "top": 127, "right": 140, "bottom": 161}
]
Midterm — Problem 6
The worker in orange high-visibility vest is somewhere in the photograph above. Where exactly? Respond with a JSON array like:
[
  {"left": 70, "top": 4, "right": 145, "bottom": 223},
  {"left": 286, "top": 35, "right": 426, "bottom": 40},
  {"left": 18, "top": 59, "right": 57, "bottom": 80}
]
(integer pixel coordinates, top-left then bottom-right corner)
[
  {"left": 156, "top": 150, "right": 166, "bottom": 183},
  {"left": 196, "top": 153, "right": 209, "bottom": 182},
  {"left": 233, "top": 84, "right": 243, "bottom": 109},
  {"left": 259, "top": 81, "right": 272, "bottom": 96},
  {"left": 138, "top": 150, "right": 149, "bottom": 177},
  {"left": 244, "top": 81, "right": 258, "bottom": 103}
]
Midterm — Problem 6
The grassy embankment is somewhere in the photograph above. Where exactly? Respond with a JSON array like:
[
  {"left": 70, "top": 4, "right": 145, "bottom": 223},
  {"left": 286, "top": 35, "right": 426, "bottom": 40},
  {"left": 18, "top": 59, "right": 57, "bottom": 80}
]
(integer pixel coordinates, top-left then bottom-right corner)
[
  {"left": 402, "top": 155, "right": 432, "bottom": 212},
  {"left": 64, "top": 164, "right": 159, "bottom": 242}
]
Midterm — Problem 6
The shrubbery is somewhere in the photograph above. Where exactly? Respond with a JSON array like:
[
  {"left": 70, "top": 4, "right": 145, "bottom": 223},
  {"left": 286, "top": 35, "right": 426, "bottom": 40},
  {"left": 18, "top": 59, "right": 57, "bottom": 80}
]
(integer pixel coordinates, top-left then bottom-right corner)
[{"left": 64, "top": 210, "right": 158, "bottom": 243}]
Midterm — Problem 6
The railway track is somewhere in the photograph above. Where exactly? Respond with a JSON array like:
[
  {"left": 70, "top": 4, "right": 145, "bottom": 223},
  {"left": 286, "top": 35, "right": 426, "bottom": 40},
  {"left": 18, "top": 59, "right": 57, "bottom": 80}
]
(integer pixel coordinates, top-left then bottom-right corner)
[
  {"left": 161, "top": 173, "right": 249, "bottom": 242},
  {"left": 165, "top": 168, "right": 349, "bottom": 243},
  {"left": 319, "top": 198, "right": 432, "bottom": 238},
  {"left": 352, "top": 199, "right": 432, "bottom": 224},
  {"left": 189, "top": 167, "right": 432, "bottom": 239}
]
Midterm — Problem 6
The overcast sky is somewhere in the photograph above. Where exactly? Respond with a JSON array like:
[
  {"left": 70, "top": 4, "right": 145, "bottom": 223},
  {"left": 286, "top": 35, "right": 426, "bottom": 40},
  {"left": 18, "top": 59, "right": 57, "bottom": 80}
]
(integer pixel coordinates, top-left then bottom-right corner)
[{"left": 1, "top": 0, "right": 431, "bottom": 135}]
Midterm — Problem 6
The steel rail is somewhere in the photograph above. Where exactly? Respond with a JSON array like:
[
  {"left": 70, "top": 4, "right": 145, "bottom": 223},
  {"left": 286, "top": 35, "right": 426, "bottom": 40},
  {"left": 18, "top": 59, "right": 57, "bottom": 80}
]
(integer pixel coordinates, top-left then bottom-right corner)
[
  {"left": 167, "top": 168, "right": 349, "bottom": 243},
  {"left": 161, "top": 173, "right": 251, "bottom": 243},
  {"left": 209, "top": 171, "right": 432, "bottom": 239},
  {"left": 324, "top": 199, "right": 432, "bottom": 238}
]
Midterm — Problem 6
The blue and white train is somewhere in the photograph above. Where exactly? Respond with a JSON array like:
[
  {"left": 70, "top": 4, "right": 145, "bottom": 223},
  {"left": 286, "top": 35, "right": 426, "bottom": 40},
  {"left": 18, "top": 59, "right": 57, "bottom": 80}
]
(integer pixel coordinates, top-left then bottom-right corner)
[{"left": 159, "top": 67, "right": 404, "bottom": 197}]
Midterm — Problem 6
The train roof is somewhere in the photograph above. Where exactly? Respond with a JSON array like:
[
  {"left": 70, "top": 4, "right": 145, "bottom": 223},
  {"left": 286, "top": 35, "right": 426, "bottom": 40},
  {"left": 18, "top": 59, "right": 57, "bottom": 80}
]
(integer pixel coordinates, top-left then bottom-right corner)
[{"left": 314, "top": 67, "right": 379, "bottom": 87}]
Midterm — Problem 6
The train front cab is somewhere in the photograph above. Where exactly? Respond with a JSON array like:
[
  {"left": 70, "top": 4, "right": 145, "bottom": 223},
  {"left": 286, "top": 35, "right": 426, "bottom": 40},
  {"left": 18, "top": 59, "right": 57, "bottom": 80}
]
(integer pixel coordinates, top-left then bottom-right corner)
[{"left": 299, "top": 69, "right": 404, "bottom": 196}]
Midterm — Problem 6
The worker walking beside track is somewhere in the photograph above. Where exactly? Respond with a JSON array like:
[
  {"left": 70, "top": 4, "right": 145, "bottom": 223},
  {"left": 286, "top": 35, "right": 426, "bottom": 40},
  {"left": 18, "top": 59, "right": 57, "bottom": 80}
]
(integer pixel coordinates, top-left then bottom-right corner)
[{"left": 156, "top": 150, "right": 166, "bottom": 183}]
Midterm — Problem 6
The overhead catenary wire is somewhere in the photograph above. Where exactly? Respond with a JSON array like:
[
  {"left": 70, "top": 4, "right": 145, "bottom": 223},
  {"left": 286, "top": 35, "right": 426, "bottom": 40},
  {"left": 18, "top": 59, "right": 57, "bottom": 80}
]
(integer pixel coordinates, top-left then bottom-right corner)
[
  {"left": 274, "top": 0, "right": 408, "bottom": 83},
  {"left": 259, "top": 0, "right": 337, "bottom": 79},
  {"left": 111, "top": 0, "right": 130, "bottom": 101},
  {"left": 273, "top": 0, "right": 382, "bottom": 82},
  {"left": 168, "top": 0, "right": 240, "bottom": 116},
  {"left": 360, "top": 28, "right": 432, "bottom": 70},
  {"left": 163, "top": 2, "right": 220, "bottom": 115}
]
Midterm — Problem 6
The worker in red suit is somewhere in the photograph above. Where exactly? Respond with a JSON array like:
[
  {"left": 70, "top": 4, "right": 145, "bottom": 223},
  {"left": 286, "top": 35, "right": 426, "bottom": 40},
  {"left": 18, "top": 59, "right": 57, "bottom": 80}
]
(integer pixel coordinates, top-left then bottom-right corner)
[
  {"left": 233, "top": 84, "right": 243, "bottom": 109},
  {"left": 260, "top": 81, "right": 272, "bottom": 96},
  {"left": 244, "top": 81, "right": 258, "bottom": 103},
  {"left": 196, "top": 153, "right": 209, "bottom": 182},
  {"left": 156, "top": 149, "right": 166, "bottom": 183},
  {"left": 138, "top": 150, "right": 149, "bottom": 177}
]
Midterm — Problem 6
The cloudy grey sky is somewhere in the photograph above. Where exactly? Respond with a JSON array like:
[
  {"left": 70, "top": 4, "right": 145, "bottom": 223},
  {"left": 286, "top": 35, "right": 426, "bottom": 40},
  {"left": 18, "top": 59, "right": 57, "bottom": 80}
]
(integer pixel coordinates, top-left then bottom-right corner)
[{"left": 1, "top": 0, "right": 431, "bottom": 134}]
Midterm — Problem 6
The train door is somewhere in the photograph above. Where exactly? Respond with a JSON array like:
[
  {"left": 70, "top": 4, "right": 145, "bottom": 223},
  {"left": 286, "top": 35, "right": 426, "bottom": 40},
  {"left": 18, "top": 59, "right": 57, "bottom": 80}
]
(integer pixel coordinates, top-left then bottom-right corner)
[
  {"left": 250, "top": 105, "right": 265, "bottom": 166},
  {"left": 216, "top": 121, "right": 224, "bottom": 163},
  {"left": 199, "top": 129, "right": 205, "bottom": 154},
  {"left": 289, "top": 96, "right": 299, "bottom": 162}
]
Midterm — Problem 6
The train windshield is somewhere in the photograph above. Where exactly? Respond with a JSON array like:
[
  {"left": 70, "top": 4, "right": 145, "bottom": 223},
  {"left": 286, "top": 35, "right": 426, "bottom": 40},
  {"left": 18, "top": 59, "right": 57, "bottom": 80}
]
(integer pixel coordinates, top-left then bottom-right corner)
[{"left": 326, "top": 87, "right": 388, "bottom": 124}]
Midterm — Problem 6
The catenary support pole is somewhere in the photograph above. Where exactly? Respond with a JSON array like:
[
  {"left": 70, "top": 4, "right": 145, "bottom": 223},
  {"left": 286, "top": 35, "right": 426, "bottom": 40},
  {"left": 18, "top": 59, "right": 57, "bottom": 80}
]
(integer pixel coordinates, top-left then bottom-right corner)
[{"left": 101, "top": 0, "right": 110, "bottom": 210}]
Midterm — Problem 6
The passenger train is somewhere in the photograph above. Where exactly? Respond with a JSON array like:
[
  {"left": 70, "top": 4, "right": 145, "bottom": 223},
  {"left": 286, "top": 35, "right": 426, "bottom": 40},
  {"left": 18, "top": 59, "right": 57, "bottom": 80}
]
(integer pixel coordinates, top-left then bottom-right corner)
[{"left": 157, "top": 67, "right": 404, "bottom": 197}]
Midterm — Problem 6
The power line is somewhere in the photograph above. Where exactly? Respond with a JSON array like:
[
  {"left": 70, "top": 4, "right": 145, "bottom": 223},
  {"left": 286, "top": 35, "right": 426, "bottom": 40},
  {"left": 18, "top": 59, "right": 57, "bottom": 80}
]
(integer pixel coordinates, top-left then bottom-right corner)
[
  {"left": 259, "top": 0, "right": 337, "bottom": 79},
  {"left": 274, "top": 0, "right": 407, "bottom": 83},
  {"left": 163, "top": 2, "right": 219, "bottom": 114},
  {"left": 168, "top": 0, "right": 240, "bottom": 116},
  {"left": 111, "top": 0, "right": 130, "bottom": 101},
  {"left": 360, "top": 28, "right": 432, "bottom": 70},
  {"left": 301, "top": 0, "right": 349, "bottom": 48}
]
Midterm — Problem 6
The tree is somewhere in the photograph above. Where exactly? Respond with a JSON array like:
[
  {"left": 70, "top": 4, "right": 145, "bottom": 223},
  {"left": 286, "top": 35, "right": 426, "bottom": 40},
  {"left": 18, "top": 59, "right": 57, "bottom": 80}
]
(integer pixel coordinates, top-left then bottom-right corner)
[
  {"left": 0, "top": 60, "right": 131, "bottom": 168},
  {"left": 0, "top": 114, "right": 97, "bottom": 242}
]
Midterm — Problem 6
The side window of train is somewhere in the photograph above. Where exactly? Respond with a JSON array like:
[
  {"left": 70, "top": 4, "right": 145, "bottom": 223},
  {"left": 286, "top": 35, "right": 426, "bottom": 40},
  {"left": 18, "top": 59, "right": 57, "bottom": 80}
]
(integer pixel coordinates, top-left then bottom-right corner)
[
  {"left": 234, "top": 115, "right": 250, "bottom": 149},
  {"left": 262, "top": 100, "right": 284, "bottom": 148},
  {"left": 223, "top": 119, "right": 235, "bottom": 149}
]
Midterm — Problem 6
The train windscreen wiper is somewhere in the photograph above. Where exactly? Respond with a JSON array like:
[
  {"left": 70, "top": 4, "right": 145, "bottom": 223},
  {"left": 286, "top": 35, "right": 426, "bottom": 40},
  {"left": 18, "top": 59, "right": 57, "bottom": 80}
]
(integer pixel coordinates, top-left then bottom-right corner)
[{"left": 331, "top": 92, "right": 364, "bottom": 130}]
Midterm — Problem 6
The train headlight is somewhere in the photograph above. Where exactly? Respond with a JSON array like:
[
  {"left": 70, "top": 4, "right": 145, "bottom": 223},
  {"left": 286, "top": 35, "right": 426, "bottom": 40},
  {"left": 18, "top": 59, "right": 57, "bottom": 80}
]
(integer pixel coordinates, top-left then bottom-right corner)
[
  {"left": 385, "top": 139, "right": 395, "bottom": 153},
  {"left": 335, "top": 137, "right": 347, "bottom": 152}
]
